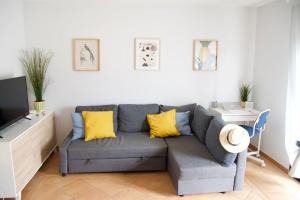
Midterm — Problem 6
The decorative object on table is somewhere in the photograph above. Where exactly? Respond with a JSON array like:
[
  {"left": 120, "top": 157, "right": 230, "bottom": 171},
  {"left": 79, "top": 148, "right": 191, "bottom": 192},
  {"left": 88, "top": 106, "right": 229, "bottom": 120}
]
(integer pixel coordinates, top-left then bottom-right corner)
[
  {"left": 219, "top": 124, "right": 250, "bottom": 153},
  {"left": 135, "top": 38, "right": 160, "bottom": 71},
  {"left": 211, "top": 101, "right": 218, "bottom": 108},
  {"left": 73, "top": 38, "right": 100, "bottom": 71},
  {"left": 240, "top": 109, "right": 270, "bottom": 167},
  {"left": 239, "top": 82, "right": 252, "bottom": 108},
  {"left": 244, "top": 101, "right": 254, "bottom": 112},
  {"left": 20, "top": 48, "right": 53, "bottom": 114},
  {"left": 193, "top": 39, "right": 218, "bottom": 71}
]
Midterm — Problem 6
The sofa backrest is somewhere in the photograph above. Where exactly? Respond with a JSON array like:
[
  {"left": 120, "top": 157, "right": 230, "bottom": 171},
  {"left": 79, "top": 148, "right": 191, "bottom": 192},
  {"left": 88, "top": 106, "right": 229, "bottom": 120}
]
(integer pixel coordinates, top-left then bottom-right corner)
[
  {"left": 75, "top": 105, "right": 118, "bottom": 132},
  {"left": 205, "top": 117, "right": 237, "bottom": 166},
  {"left": 118, "top": 104, "right": 159, "bottom": 133},
  {"left": 74, "top": 103, "right": 197, "bottom": 134},
  {"left": 191, "top": 105, "right": 215, "bottom": 143}
]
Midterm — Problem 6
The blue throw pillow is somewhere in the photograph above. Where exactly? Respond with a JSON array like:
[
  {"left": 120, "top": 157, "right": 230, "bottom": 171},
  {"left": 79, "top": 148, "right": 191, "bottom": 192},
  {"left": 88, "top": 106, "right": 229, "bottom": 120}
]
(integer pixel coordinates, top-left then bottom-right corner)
[
  {"left": 71, "top": 112, "right": 84, "bottom": 140},
  {"left": 176, "top": 111, "right": 193, "bottom": 136}
]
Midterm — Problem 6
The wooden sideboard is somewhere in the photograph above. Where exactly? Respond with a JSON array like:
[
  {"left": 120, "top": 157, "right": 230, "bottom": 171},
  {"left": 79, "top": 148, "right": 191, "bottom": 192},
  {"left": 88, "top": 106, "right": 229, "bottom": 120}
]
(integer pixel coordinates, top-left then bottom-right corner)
[{"left": 0, "top": 111, "right": 57, "bottom": 200}]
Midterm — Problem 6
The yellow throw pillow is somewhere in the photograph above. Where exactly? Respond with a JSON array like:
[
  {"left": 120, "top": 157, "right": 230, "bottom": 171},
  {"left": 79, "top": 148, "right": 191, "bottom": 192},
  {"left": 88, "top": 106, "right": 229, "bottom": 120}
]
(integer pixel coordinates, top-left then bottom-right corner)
[
  {"left": 147, "top": 109, "right": 180, "bottom": 138},
  {"left": 82, "top": 111, "right": 116, "bottom": 141}
]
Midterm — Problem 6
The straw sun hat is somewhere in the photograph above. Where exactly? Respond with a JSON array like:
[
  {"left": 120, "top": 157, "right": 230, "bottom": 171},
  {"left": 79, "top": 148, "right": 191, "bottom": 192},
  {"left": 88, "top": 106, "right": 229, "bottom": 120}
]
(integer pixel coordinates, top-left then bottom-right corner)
[{"left": 219, "top": 124, "right": 250, "bottom": 153}]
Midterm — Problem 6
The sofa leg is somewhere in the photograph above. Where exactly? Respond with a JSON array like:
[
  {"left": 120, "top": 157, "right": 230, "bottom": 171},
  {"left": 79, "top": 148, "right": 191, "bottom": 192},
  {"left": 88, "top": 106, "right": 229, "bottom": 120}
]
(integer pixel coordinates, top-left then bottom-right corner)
[
  {"left": 220, "top": 192, "right": 226, "bottom": 194},
  {"left": 179, "top": 195, "right": 184, "bottom": 197},
  {"left": 61, "top": 173, "right": 67, "bottom": 177}
]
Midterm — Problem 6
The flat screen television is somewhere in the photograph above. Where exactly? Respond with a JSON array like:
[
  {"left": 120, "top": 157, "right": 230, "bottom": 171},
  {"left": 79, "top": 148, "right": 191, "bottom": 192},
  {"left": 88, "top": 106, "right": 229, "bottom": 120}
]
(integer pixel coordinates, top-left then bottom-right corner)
[{"left": 0, "top": 76, "right": 30, "bottom": 131}]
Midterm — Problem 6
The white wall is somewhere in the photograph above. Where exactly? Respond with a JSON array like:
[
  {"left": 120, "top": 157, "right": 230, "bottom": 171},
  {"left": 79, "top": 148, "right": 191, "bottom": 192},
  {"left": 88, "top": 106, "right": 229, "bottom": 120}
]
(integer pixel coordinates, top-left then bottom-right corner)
[
  {"left": 23, "top": 0, "right": 257, "bottom": 143},
  {"left": 253, "top": 0, "right": 292, "bottom": 168},
  {"left": 0, "top": 0, "right": 25, "bottom": 78},
  {"left": 0, "top": 0, "right": 292, "bottom": 168}
]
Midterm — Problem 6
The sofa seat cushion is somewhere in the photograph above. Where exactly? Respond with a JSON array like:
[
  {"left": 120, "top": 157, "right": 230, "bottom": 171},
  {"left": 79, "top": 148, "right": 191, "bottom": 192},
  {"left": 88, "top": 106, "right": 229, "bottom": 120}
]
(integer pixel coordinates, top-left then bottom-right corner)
[
  {"left": 68, "top": 132, "right": 167, "bottom": 160},
  {"left": 165, "top": 136, "right": 236, "bottom": 180}
]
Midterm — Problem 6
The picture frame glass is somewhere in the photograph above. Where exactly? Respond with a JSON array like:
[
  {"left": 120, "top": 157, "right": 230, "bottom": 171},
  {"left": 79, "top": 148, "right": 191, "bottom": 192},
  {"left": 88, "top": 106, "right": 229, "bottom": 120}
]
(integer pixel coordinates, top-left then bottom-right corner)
[
  {"left": 194, "top": 40, "right": 217, "bottom": 71},
  {"left": 135, "top": 38, "right": 160, "bottom": 71},
  {"left": 73, "top": 39, "right": 99, "bottom": 71}
]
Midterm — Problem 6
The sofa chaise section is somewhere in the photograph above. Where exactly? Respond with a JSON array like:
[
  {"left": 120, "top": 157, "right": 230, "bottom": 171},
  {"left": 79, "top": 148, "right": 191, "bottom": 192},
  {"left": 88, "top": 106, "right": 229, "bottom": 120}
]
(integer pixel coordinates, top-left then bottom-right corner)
[{"left": 166, "top": 136, "right": 240, "bottom": 195}]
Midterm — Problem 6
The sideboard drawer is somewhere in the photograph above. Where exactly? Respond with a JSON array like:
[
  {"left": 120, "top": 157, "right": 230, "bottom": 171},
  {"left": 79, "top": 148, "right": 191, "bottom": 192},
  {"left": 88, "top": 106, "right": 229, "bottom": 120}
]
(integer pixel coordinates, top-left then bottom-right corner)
[
  {"left": 14, "top": 154, "right": 36, "bottom": 191},
  {"left": 31, "top": 118, "right": 56, "bottom": 167},
  {"left": 30, "top": 116, "right": 54, "bottom": 141},
  {"left": 11, "top": 137, "right": 32, "bottom": 163},
  {"left": 12, "top": 131, "right": 31, "bottom": 154}
]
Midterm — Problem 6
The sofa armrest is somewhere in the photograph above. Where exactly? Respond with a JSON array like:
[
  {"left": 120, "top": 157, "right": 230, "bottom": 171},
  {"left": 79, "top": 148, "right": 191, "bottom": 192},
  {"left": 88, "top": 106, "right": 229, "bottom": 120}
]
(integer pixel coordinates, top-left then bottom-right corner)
[
  {"left": 59, "top": 131, "right": 73, "bottom": 175},
  {"left": 233, "top": 150, "right": 247, "bottom": 191}
]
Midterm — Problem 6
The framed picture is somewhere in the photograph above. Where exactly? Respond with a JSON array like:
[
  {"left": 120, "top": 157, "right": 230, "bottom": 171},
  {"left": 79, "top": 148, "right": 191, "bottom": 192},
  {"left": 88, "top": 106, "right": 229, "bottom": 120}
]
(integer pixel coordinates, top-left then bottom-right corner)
[
  {"left": 135, "top": 38, "right": 160, "bottom": 71},
  {"left": 73, "top": 38, "right": 100, "bottom": 71},
  {"left": 193, "top": 40, "right": 218, "bottom": 71}
]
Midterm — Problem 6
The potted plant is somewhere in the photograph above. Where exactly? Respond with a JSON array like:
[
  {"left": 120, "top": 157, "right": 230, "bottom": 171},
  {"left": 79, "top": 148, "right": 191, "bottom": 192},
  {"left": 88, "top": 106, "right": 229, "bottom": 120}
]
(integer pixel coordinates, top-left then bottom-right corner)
[
  {"left": 20, "top": 48, "right": 53, "bottom": 113},
  {"left": 240, "top": 82, "right": 252, "bottom": 108}
]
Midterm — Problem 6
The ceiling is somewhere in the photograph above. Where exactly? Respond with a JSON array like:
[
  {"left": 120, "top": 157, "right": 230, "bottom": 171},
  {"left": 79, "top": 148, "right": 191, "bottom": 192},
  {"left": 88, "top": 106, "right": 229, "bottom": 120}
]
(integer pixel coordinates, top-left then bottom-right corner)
[
  {"left": 23, "top": 0, "right": 278, "bottom": 7},
  {"left": 166, "top": 0, "right": 278, "bottom": 7}
]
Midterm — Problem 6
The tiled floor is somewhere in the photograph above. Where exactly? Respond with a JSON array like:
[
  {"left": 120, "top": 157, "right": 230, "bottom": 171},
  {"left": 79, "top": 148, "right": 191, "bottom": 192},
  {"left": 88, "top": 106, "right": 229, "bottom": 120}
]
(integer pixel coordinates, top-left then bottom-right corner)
[{"left": 16, "top": 153, "right": 300, "bottom": 200}]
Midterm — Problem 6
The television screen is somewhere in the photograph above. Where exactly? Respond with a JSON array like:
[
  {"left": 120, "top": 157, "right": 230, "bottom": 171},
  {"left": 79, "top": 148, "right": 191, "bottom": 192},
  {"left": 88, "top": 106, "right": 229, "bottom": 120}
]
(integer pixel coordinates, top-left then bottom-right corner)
[{"left": 0, "top": 76, "right": 30, "bottom": 131}]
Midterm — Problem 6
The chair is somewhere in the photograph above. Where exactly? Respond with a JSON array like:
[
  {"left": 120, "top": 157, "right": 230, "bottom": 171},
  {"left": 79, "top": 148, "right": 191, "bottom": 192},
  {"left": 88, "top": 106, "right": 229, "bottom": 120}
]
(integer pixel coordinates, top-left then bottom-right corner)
[{"left": 241, "top": 109, "right": 271, "bottom": 167}]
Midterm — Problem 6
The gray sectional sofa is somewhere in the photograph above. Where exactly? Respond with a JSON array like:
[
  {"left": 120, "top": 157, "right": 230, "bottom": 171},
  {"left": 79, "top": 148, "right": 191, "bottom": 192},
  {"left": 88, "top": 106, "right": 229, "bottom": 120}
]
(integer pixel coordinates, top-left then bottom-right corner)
[{"left": 59, "top": 104, "right": 247, "bottom": 196}]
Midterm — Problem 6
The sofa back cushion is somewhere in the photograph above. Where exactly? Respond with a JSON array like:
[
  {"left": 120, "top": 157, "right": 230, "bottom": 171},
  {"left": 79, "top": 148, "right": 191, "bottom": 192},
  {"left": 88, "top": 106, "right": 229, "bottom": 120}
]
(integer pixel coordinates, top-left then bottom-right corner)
[
  {"left": 191, "top": 105, "right": 214, "bottom": 143},
  {"left": 118, "top": 104, "right": 159, "bottom": 132},
  {"left": 75, "top": 105, "right": 118, "bottom": 132},
  {"left": 159, "top": 103, "right": 197, "bottom": 122},
  {"left": 205, "top": 117, "right": 237, "bottom": 167}
]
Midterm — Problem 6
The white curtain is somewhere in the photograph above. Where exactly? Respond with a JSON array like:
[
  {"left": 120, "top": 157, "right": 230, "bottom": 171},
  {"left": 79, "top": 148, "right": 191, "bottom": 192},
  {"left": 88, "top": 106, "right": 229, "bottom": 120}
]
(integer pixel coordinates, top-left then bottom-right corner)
[{"left": 286, "top": 1, "right": 300, "bottom": 178}]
